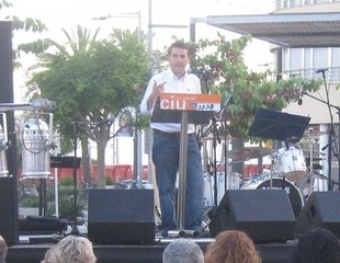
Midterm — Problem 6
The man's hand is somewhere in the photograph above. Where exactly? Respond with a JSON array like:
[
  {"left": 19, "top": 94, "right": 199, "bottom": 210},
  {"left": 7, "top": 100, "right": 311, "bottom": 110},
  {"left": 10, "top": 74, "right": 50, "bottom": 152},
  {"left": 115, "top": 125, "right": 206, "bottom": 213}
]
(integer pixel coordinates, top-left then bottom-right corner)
[
  {"left": 152, "top": 80, "right": 166, "bottom": 97},
  {"left": 147, "top": 81, "right": 166, "bottom": 111}
]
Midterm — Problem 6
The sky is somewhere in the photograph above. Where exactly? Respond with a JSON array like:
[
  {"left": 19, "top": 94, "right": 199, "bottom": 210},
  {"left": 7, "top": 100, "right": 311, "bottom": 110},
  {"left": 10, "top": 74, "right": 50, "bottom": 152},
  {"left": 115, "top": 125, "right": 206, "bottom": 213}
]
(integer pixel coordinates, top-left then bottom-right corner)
[
  {"left": 6, "top": 0, "right": 275, "bottom": 102},
  {"left": 3, "top": 0, "right": 275, "bottom": 165}
]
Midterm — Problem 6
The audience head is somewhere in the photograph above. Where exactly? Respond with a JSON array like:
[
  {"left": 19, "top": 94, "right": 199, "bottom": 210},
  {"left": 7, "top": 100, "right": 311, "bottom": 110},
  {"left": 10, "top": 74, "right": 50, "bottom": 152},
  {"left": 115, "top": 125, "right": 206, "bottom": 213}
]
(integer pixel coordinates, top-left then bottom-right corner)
[
  {"left": 291, "top": 227, "right": 340, "bottom": 263},
  {"left": 0, "top": 235, "right": 7, "bottom": 263},
  {"left": 162, "top": 238, "right": 204, "bottom": 263},
  {"left": 55, "top": 235, "right": 96, "bottom": 263},
  {"left": 205, "top": 230, "right": 261, "bottom": 263},
  {"left": 41, "top": 245, "right": 57, "bottom": 263}
]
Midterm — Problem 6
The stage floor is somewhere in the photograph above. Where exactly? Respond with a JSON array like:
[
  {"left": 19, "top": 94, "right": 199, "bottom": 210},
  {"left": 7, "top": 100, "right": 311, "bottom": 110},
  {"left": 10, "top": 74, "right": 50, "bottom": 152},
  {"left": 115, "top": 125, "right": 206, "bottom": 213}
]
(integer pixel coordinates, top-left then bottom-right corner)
[{"left": 7, "top": 236, "right": 297, "bottom": 263}]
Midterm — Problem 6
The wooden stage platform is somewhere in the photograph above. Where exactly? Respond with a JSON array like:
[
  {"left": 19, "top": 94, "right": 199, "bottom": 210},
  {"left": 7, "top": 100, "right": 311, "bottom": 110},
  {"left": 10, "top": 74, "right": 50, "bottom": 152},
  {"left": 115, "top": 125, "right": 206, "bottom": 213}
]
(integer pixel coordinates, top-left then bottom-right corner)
[{"left": 7, "top": 237, "right": 297, "bottom": 263}]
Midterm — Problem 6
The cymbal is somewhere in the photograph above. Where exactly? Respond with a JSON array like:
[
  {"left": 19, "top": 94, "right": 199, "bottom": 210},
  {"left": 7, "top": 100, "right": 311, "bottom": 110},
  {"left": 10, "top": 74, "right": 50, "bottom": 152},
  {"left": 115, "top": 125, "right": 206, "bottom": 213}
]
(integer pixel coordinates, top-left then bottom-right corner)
[{"left": 227, "top": 147, "right": 272, "bottom": 161}]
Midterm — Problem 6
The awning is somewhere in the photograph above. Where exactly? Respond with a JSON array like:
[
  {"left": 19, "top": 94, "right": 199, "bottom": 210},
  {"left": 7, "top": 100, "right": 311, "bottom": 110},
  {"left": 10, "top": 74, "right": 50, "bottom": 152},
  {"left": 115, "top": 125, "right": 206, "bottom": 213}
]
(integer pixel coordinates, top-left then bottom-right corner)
[{"left": 205, "top": 12, "right": 340, "bottom": 47}]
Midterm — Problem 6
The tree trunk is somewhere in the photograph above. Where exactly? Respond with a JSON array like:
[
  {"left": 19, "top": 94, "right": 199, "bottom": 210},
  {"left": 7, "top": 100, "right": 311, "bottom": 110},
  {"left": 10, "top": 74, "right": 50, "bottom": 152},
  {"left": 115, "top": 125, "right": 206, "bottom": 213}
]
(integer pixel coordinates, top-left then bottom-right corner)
[
  {"left": 96, "top": 140, "right": 107, "bottom": 189},
  {"left": 80, "top": 135, "right": 91, "bottom": 185}
]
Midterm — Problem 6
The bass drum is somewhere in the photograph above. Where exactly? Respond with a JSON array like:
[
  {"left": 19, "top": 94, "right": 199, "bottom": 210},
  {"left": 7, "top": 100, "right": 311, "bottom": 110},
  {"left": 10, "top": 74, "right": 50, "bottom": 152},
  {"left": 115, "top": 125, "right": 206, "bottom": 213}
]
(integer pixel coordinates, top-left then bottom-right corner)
[
  {"left": 274, "top": 147, "right": 307, "bottom": 182},
  {"left": 241, "top": 178, "right": 304, "bottom": 217}
]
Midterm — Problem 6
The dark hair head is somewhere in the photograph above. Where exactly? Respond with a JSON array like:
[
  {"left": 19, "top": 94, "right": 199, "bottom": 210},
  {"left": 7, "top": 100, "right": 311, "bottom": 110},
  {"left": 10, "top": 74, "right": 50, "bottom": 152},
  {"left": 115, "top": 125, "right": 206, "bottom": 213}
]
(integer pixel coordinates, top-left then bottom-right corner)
[
  {"left": 291, "top": 228, "right": 340, "bottom": 263},
  {"left": 167, "top": 40, "right": 193, "bottom": 57}
]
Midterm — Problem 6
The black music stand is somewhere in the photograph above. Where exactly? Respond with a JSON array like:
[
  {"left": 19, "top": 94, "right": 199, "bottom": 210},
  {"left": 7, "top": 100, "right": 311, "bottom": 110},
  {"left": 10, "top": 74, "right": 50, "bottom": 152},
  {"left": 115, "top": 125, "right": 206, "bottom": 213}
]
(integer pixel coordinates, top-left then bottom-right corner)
[
  {"left": 248, "top": 108, "right": 311, "bottom": 142},
  {"left": 152, "top": 98, "right": 214, "bottom": 237},
  {"left": 51, "top": 156, "right": 81, "bottom": 169}
]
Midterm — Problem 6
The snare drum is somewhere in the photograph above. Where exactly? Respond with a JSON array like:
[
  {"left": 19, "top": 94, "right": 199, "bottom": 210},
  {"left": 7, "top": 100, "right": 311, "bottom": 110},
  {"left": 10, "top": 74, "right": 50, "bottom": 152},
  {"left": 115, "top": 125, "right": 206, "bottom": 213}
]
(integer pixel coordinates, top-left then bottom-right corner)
[
  {"left": 241, "top": 178, "right": 304, "bottom": 217},
  {"left": 274, "top": 147, "right": 307, "bottom": 182}
]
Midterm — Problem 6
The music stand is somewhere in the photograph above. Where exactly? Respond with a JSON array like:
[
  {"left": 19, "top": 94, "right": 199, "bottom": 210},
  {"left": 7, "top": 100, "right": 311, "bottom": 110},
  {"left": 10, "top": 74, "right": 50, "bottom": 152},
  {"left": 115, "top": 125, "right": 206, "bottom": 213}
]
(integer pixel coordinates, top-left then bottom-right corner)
[
  {"left": 51, "top": 156, "right": 81, "bottom": 169},
  {"left": 248, "top": 108, "right": 311, "bottom": 142},
  {"left": 248, "top": 108, "right": 311, "bottom": 187},
  {"left": 50, "top": 156, "right": 81, "bottom": 225},
  {"left": 152, "top": 94, "right": 220, "bottom": 236}
]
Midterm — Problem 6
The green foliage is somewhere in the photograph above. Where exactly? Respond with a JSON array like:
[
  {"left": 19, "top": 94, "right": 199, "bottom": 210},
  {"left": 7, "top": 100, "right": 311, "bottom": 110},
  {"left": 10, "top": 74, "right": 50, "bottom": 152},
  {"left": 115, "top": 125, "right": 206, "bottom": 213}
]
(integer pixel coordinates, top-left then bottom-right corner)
[
  {"left": 20, "top": 197, "right": 39, "bottom": 207},
  {"left": 0, "top": 0, "right": 47, "bottom": 66},
  {"left": 59, "top": 176, "right": 74, "bottom": 186},
  {"left": 58, "top": 190, "right": 85, "bottom": 220},
  {"left": 192, "top": 33, "right": 323, "bottom": 139},
  {"left": 106, "top": 176, "right": 113, "bottom": 185},
  {"left": 27, "top": 26, "right": 149, "bottom": 188},
  {"left": 0, "top": 0, "right": 11, "bottom": 10},
  {"left": 11, "top": 16, "right": 47, "bottom": 33}
]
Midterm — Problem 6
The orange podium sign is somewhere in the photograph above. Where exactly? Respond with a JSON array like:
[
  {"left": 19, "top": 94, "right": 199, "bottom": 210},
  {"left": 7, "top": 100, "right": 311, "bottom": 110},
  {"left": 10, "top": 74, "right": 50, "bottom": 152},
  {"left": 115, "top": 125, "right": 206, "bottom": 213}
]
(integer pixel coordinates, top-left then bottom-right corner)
[{"left": 160, "top": 93, "right": 221, "bottom": 112}]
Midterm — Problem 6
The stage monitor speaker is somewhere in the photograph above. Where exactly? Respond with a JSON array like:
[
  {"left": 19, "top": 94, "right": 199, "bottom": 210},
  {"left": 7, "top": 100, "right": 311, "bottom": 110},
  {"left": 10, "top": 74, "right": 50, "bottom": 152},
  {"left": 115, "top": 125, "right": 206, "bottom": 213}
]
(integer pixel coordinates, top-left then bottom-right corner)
[
  {"left": 295, "top": 191, "right": 340, "bottom": 237},
  {"left": 88, "top": 189, "right": 155, "bottom": 244},
  {"left": 210, "top": 189, "right": 296, "bottom": 243},
  {"left": 0, "top": 177, "right": 19, "bottom": 244}
]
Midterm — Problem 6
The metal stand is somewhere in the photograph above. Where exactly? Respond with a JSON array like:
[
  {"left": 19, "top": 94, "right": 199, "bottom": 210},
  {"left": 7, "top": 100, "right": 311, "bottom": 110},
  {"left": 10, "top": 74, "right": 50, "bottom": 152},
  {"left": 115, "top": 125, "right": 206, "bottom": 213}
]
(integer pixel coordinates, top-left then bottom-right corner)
[
  {"left": 301, "top": 89, "right": 340, "bottom": 190},
  {"left": 170, "top": 111, "right": 189, "bottom": 237},
  {"left": 70, "top": 123, "right": 79, "bottom": 235}
]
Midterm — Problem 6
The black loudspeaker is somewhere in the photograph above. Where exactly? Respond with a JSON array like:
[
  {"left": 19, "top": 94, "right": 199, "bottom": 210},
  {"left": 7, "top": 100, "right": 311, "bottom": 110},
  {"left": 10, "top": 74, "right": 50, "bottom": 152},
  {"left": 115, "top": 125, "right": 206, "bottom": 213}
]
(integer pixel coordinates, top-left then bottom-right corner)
[
  {"left": 295, "top": 191, "right": 340, "bottom": 237},
  {"left": 210, "top": 190, "right": 296, "bottom": 243},
  {"left": 88, "top": 189, "right": 155, "bottom": 244},
  {"left": 19, "top": 216, "right": 68, "bottom": 235},
  {"left": 0, "top": 177, "right": 19, "bottom": 244}
]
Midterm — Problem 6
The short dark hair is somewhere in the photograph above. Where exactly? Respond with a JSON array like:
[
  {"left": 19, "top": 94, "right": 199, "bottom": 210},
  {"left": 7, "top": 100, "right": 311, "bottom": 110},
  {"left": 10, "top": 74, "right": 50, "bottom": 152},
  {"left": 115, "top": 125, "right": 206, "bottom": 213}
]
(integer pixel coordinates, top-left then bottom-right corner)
[
  {"left": 167, "top": 40, "right": 192, "bottom": 57},
  {"left": 291, "top": 228, "right": 340, "bottom": 263}
]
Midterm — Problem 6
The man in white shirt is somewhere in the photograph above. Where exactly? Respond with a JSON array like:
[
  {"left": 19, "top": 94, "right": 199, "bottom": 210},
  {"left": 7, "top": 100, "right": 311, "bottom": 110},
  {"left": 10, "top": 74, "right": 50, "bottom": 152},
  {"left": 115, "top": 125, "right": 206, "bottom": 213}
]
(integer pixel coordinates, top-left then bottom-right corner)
[{"left": 140, "top": 41, "right": 204, "bottom": 237}]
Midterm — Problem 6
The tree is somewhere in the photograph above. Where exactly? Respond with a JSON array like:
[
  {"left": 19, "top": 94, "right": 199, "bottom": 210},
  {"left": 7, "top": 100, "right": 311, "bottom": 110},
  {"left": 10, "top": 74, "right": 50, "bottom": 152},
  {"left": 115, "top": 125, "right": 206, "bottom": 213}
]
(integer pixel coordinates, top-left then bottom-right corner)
[
  {"left": 28, "top": 28, "right": 149, "bottom": 188},
  {"left": 0, "top": 0, "right": 48, "bottom": 66},
  {"left": 191, "top": 33, "right": 322, "bottom": 139},
  {"left": 27, "top": 25, "right": 101, "bottom": 185}
]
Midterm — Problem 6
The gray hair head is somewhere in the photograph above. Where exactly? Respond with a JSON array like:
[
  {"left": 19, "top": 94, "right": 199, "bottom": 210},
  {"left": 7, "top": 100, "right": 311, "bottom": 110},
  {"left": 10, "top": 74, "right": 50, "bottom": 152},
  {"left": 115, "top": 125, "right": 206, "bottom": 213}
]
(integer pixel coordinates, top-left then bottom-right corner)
[
  {"left": 162, "top": 239, "right": 204, "bottom": 263},
  {"left": 0, "top": 235, "right": 7, "bottom": 263},
  {"left": 55, "top": 235, "right": 96, "bottom": 263}
]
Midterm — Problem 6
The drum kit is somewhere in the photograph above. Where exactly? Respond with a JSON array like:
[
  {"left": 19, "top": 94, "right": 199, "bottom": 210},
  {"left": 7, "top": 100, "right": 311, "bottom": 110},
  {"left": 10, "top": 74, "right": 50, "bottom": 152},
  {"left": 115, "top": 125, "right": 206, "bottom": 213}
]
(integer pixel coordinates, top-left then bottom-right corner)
[{"left": 201, "top": 109, "right": 328, "bottom": 222}]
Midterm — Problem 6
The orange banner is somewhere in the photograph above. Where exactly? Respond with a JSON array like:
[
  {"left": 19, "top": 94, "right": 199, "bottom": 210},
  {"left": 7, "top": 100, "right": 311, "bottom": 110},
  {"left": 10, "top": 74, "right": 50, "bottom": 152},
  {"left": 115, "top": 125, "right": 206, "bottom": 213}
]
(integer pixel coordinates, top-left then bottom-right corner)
[{"left": 160, "top": 93, "right": 221, "bottom": 111}]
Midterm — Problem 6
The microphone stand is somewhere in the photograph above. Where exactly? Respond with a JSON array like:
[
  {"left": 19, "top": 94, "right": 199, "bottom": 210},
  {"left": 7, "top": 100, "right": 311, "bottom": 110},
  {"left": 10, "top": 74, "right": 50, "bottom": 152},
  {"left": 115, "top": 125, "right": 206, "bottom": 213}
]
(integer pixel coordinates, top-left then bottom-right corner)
[
  {"left": 211, "top": 115, "right": 221, "bottom": 207},
  {"left": 222, "top": 94, "right": 232, "bottom": 192},
  {"left": 302, "top": 85, "right": 340, "bottom": 190}
]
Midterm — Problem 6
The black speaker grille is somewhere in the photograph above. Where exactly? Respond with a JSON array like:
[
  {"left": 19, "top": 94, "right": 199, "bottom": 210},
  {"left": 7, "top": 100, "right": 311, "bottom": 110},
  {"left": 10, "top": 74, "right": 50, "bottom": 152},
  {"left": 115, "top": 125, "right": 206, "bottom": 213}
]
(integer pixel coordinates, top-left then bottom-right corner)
[
  {"left": 210, "top": 189, "right": 295, "bottom": 243},
  {"left": 88, "top": 189, "right": 155, "bottom": 244}
]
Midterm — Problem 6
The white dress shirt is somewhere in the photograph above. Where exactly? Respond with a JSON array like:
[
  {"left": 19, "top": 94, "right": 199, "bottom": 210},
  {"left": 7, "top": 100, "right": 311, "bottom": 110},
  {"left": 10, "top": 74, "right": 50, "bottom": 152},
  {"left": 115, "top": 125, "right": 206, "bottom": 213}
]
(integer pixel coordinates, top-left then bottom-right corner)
[{"left": 140, "top": 69, "right": 201, "bottom": 133}]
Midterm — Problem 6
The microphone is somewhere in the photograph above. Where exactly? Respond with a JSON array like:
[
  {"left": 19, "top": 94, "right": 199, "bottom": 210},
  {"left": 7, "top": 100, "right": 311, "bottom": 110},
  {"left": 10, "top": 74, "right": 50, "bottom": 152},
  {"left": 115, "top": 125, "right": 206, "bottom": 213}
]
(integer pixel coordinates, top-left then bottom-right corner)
[
  {"left": 187, "top": 68, "right": 205, "bottom": 75},
  {"left": 316, "top": 68, "right": 329, "bottom": 74},
  {"left": 297, "top": 90, "right": 304, "bottom": 105},
  {"left": 321, "top": 143, "right": 329, "bottom": 151}
]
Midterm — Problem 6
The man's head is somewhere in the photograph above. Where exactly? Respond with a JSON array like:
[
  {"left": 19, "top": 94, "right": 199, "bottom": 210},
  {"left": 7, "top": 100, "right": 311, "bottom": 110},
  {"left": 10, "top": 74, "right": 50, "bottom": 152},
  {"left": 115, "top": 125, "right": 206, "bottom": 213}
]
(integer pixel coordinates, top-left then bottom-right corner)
[
  {"left": 167, "top": 41, "right": 192, "bottom": 78},
  {"left": 162, "top": 239, "right": 204, "bottom": 263}
]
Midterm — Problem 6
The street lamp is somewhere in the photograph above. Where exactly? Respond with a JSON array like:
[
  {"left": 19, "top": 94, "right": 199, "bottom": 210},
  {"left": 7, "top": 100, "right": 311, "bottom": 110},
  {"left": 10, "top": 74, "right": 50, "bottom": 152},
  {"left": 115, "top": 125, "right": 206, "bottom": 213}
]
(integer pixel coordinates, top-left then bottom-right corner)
[{"left": 92, "top": 10, "right": 141, "bottom": 41}]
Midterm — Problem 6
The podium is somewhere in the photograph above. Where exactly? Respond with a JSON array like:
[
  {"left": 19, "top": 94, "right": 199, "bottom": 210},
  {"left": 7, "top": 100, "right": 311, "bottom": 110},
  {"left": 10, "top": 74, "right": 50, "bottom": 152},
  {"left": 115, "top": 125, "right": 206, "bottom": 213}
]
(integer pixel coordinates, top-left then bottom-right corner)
[{"left": 155, "top": 93, "right": 221, "bottom": 236}]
